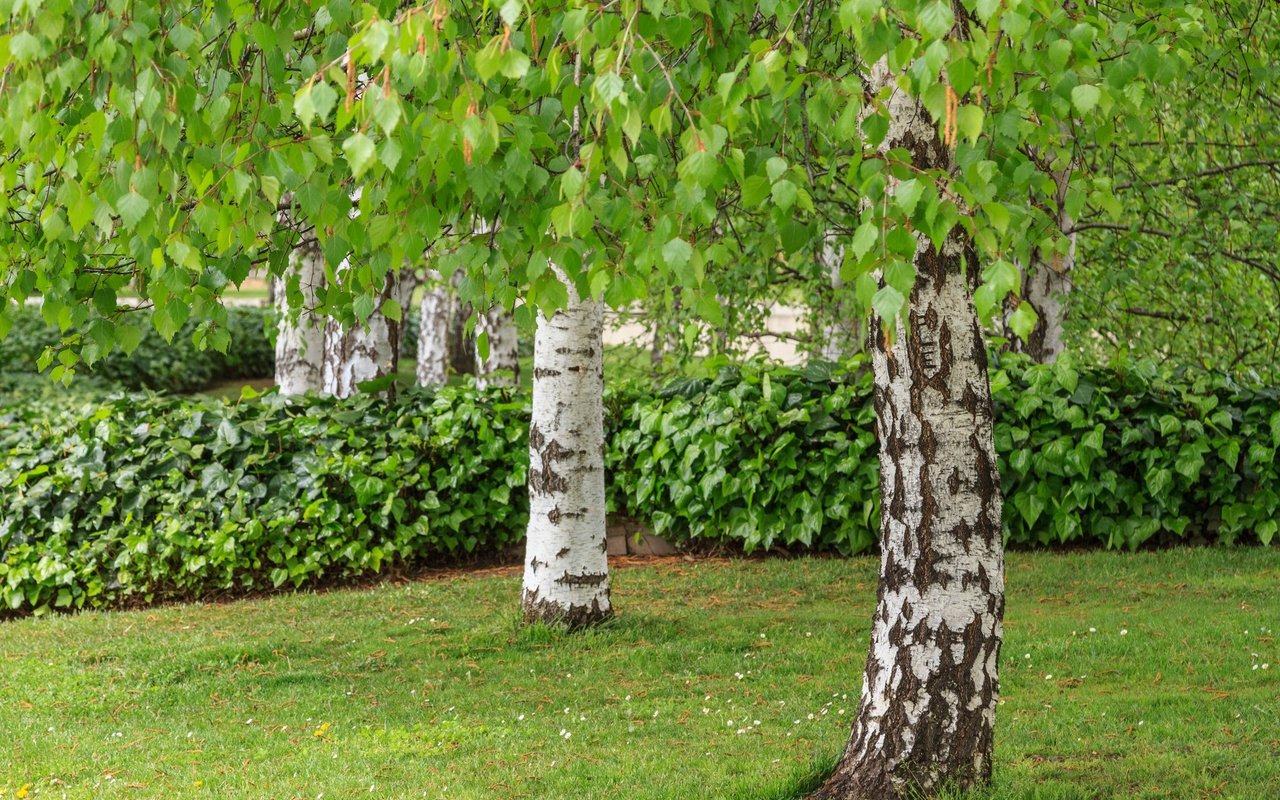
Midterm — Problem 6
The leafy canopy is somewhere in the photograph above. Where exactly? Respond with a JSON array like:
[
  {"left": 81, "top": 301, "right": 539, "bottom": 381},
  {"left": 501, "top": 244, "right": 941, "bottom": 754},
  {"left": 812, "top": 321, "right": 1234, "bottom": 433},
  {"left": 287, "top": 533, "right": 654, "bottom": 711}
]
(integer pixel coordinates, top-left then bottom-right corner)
[{"left": 1, "top": 0, "right": 1205, "bottom": 376}]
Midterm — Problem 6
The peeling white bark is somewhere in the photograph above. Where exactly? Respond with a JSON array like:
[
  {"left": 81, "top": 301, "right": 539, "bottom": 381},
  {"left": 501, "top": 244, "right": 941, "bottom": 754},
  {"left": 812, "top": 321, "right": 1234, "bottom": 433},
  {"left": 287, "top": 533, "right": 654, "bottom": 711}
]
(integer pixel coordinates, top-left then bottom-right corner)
[
  {"left": 274, "top": 232, "right": 325, "bottom": 395},
  {"left": 520, "top": 278, "right": 611, "bottom": 628},
  {"left": 813, "top": 56, "right": 1005, "bottom": 800},
  {"left": 416, "top": 270, "right": 451, "bottom": 387},
  {"left": 475, "top": 304, "right": 519, "bottom": 388}
]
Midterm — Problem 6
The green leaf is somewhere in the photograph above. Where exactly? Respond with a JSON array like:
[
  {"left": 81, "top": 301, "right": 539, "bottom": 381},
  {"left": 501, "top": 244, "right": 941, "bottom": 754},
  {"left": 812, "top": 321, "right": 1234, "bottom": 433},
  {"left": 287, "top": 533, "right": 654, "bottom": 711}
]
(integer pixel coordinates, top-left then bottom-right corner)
[
  {"left": 982, "top": 202, "right": 1010, "bottom": 235},
  {"left": 343, "top": 133, "right": 377, "bottom": 178},
  {"left": 895, "top": 179, "right": 924, "bottom": 215},
  {"left": 116, "top": 192, "right": 150, "bottom": 229},
  {"left": 871, "top": 285, "right": 905, "bottom": 322},
  {"left": 311, "top": 82, "right": 339, "bottom": 122},
  {"left": 663, "top": 237, "right": 693, "bottom": 270},
  {"left": 741, "top": 176, "right": 771, "bottom": 206},
  {"left": 8, "top": 31, "right": 42, "bottom": 62},
  {"left": 917, "top": 2, "right": 955, "bottom": 38},
  {"left": 771, "top": 180, "right": 798, "bottom": 211},
  {"left": 1071, "top": 84, "right": 1102, "bottom": 114},
  {"left": 850, "top": 220, "right": 878, "bottom": 260},
  {"left": 1008, "top": 302, "right": 1039, "bottom": 341},
  {"left": 956, "top": 105, "right": 983, "bottom": 145}
]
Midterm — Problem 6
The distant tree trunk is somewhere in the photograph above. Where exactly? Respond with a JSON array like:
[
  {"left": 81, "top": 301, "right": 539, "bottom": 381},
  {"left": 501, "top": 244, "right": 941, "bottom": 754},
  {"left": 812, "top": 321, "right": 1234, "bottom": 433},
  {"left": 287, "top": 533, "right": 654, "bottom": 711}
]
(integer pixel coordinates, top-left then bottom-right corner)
[
  {"left": 322, "top": 266, "right": 410, "bottom": 399},
  {"left": 447, "top": 270, "right": 476, "bottom": 378},
  {"left": 273, "top": 232, "right": 325, "bottom": 396},
  {"left": 1008, "top": 169, "right": 1073, "bottom": 363},
  {"left": 818, "top": 235, "right": 861, "bottom": 361},
  {"left": 416, "top": 270, "right": 451, "bottom": 387},
  {"left": 475, "top": 304, "right": 519, "bottom": 388},
  {"left": 812, "top": 58, "right": 1005, "bottom": 800},
  {"left": 520, "top": 276, "right": 611, "bottom": 628}
]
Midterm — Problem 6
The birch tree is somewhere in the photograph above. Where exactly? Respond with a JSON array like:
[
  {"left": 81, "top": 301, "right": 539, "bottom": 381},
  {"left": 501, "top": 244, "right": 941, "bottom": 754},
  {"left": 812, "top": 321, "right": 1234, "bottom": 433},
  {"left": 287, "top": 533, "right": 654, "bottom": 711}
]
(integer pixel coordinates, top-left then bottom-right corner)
[
  {"left": 416, "top": 270, "right": 452, "bottom": 387},
  {"left": 0, "top": 0, "right": 1212, "bottom": 794},
  {"left": 474, "top": 304, "right": 519, "bottom": 388},
  {"left": 811, "top": 56, "right": 1004, "bottom": 799},
  {"left": 274, "top": 231, "right": 326, "bottom": 395},
  {"left": 521, "top": 272, "right": 610, "bottom": 626},
  {"left": 322, "top": 266, "right": 411, "bottom": 399}
]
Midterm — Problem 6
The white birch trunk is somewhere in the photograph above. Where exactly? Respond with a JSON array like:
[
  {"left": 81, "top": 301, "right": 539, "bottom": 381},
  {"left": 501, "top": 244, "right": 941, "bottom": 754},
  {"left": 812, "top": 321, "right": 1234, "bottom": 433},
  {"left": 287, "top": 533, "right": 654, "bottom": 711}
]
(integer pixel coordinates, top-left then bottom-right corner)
[
  {"left": 1012, "top": 247, "right": 1071, "bottom": 362},
  {"left": 813, "top": 57, "right": 1004, "bottom": 800},
  {"left": 447, "top": 270, "right": 476, "bottom": 378},
  {"left": 416, "top": 270, "right": 451, "bottom": 387},
  {"left": 520, "top": 280, "right": 611, "bottom": 628},
  {"left": 1009, "top": 168, "right": 1074, "bottom": 363},
  {"left": 322, "top": 266, "right": 411, "bottom": 399},
  {"left": 475, "top": 304, "right": 519, "bottom": 388},
  {"left": 818, "top": 235, "right": 861, "bottom": 361},
  {"left": 273, "top": 233, "right": 326, "bottom": 395}
]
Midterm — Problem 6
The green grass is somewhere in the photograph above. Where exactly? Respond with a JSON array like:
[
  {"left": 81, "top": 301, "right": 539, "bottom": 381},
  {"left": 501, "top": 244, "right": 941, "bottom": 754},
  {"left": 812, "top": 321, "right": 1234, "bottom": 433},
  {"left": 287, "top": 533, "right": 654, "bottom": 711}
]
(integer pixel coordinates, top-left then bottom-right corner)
[{"left": 2, "top": 549, "right": 1277, "bottom": 799}]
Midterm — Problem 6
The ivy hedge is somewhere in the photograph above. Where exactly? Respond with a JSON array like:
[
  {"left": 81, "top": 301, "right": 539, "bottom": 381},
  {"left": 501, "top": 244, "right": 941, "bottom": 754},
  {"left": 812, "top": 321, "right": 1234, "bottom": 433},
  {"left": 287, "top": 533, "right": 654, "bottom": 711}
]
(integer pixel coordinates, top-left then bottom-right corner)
[
  {"left": 0, "top": 355, "right": 1276, "bottom": 616},
  {"left": 0, "top": 305, "right": 274, "bottom": 393},
  {"left": 608, "top": 356, "right": 1280, "bottom": 554}
]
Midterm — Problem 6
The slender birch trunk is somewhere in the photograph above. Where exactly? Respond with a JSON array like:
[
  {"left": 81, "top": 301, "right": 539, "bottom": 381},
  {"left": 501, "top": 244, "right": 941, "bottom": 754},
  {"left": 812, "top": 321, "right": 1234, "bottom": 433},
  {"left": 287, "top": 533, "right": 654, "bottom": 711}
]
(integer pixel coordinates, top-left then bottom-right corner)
[
  {"left": 818, "top": 235, "right": 862, "bottom": 361},
  {"left": 812, "top": 58, "right": 1005, "bottom": 800},
  {"left": 520, "top": 278, "right": 611, "bottom": 627},
  {"left": 273, "top": 231, "right": 326, "bottom": 395},
  {"left": 447, "top": 270, "right": 476, "bottom": 378},
  {"left": 322, "top": 266, "right": 410, "bottom": 399},
  {"left": 1009, "top": 168, "right": 1074, "bottom": 363},
  {"left": 416, "top": 269, "right": 451, "bottom": 386},
  {"left": 1010, "top": 247, "right": 1071, "bottom": 362},
  {"left": 475, "top": 304, "right": 519, "bottom": 388}
]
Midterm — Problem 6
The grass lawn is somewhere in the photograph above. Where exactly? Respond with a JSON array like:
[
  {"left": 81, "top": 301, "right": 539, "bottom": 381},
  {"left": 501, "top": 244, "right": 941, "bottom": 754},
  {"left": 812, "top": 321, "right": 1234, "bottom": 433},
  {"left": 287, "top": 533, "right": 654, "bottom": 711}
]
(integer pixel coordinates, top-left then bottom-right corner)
[{"left": 2, "top": 549, "right": 1277, "bottom": 799}]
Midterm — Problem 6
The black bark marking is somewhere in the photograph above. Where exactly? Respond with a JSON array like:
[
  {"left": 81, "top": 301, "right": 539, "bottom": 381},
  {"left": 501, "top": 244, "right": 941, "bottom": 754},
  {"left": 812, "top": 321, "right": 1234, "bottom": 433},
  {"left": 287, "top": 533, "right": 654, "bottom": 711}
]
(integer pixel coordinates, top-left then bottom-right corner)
[
  {"left": 554, "top": 570, "right": 609, "bottom": 588},
  {"left": 529, "top": 436, "right": 572, "bottom": 495},
  {"left": 521, "top": 588, "right": 611, "bottom": 630}
]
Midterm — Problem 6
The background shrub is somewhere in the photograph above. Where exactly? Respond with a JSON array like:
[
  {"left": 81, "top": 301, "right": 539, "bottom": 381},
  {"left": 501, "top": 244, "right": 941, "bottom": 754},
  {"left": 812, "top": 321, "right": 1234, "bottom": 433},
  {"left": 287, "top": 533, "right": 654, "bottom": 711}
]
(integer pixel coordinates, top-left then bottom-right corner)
[
  {"left": 608, "top": 354, "right": 1279, "bottom": 554},
  {"left": 0, "top": 386, "right": 530, "bottom": 615},
  {"left": 1, "top": 355, "right": 1276, "bottom": 616},
  {"left": 0, "top": 306, "right": 275, "bottom": 393}
]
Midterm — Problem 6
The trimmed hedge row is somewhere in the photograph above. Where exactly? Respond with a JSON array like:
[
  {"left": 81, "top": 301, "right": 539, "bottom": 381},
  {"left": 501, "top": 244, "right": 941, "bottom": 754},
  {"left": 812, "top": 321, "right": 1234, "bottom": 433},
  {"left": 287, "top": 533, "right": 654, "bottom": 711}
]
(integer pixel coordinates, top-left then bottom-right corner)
[
  {"left": 1, "top": 355, "right": 1276, "bottom": 615},
  {"left": 0, "top": 306, "right": 275, "bottom": 393}
]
